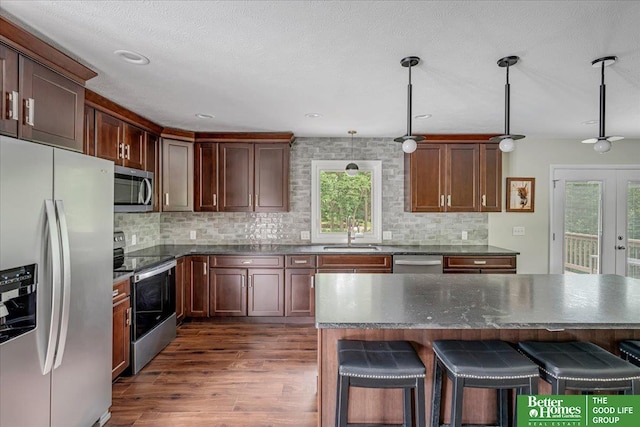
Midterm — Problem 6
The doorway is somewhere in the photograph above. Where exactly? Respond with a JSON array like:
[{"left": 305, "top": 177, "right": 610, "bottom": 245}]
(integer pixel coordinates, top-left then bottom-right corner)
[{"left": 550, "top": 167, "right": 640, "bottom": 278}]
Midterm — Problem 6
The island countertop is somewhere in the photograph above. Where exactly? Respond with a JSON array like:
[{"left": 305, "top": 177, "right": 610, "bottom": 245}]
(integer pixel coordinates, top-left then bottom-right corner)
[{"left": 315, "top": 273, "right": 640, "bottom": 330}]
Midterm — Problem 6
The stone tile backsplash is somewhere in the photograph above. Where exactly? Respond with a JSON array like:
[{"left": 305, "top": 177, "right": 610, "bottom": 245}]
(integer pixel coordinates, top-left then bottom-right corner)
[{"left": 116, "top": 137, "right": 487, "bottom": 251}]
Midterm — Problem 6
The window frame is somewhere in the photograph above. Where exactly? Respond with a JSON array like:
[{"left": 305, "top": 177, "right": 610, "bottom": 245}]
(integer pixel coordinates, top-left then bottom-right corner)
[{"left": 311, "top": 160, "right": 382, "bottom": 244}]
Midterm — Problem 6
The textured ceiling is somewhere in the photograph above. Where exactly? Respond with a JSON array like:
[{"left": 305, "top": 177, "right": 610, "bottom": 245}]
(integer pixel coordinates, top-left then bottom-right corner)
[{"left": 1, "top": 1, "right": 639, "bottom": 139}]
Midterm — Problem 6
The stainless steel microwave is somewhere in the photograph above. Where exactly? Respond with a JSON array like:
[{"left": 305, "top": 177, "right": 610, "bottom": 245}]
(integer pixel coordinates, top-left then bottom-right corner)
[{"left": 114, "top": 166, "right": 153, "bottom": 212}]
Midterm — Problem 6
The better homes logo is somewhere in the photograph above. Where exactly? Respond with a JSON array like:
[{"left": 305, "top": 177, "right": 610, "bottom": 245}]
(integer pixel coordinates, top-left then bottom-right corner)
[{"left": 524, "top": 396, "right": 584, "bottom": 426}]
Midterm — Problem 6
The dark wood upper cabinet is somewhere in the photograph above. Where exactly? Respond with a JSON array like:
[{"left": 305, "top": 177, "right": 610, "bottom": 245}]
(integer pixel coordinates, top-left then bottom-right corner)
[
  {"left": 194, "top": 142, "right": 219, "bottom": 211},
  {"left": 83, "top": 105, "right": 95, "bottom": 156},
  {"left": 123, "top": 122, "right": 145, "bottom": 170},
  {"left": 405, "top": 136, "right": 501, "bottom": 213},
  {"left": 255, "top": 143, "right": 289, "bottom": 212},
  {"left": 19, "top": 57, "right": 84, "bottom": 151},
  {"left": 219, "top": 143, "right": 254, "bottom": 212},
  {"left": 96, "top": 110, "right": 123, "bottom": 163},
  {"left": 145, "top": 133, "right": 160, "bottom": 212},
  {"left": 0, "top": 44, "right": 19, "bottom": 137}
]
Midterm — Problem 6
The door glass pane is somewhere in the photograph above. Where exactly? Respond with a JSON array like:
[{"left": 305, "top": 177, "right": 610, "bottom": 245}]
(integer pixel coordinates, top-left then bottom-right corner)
[
  {"left": 627, "top": 181, "right": 640, "bottom": 279},
  {"left": 563, "top": 181, "right": 602, "bottom": 274}
]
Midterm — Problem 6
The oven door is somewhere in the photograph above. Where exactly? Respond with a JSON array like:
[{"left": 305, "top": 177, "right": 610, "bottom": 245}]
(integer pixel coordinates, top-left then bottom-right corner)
[
  {"left": 114, "top": 165, "right": 153, "bottom": 213},
  {"left": 131, "top": 261, "right": 176, "bottom": 341}
]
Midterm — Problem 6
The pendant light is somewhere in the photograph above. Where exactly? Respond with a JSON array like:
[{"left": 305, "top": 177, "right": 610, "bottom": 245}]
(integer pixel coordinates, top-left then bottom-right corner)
[
  {"left": 490, "top": 56, "right": 525, "bottom": 152},
  {"left": 394, "top": 56, "right": 424, "bottom": 154},
  {"left": 581, "top": 56, "right": 623, "bottom": 153},
  {"left": 345, "top": 130, "right": 359, "bottom": 177}
]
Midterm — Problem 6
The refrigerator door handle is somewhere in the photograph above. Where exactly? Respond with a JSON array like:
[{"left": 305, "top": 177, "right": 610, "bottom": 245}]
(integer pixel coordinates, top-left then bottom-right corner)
[
  {"left": 43, "top": 200, "right": 63, "bottom": 375},
  {"left": 53, "top": 200, "right": 72, "bottom": 369}
]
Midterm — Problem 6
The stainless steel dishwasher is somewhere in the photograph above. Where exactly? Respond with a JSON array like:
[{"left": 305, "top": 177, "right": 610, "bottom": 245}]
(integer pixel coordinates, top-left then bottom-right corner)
[{"left": 392, "top": 255, "right": 443, "bottom": 273}]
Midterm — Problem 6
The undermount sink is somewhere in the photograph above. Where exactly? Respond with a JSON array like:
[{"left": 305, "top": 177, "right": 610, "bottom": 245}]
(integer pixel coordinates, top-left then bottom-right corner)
[{"left": 322, "top": 245, "right": 381, "bottom": 252}]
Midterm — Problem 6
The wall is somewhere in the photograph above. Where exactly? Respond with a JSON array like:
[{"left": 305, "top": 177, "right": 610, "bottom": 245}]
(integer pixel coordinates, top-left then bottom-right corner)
[
  {"left": 117, "top": 137, "right": 488, "bottom": 251},
  {"left": 488, "top": 138, "right": 640, "bottom": 273},
  {"left": 114, "top": 213, "right": 161, "bottom": 252}
]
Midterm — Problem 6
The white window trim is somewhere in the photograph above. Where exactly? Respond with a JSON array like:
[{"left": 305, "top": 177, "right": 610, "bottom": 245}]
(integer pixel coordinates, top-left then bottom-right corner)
[{"left": 311, "top": 160, "right": 382, "bottom": 244}]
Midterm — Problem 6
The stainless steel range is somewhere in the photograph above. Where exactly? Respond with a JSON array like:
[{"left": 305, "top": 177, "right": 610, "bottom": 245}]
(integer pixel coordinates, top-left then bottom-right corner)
[{"left": 113, "top": 232, "right": 176, "bottom": 375}]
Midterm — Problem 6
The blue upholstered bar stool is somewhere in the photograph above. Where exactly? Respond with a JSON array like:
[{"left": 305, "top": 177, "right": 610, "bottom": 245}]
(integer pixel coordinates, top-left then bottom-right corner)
[
  {"left": 620, "top": 340, "right": 640, "bottom": 367},
  {"left": 431, "top": 340, "right": 539, "bottom": 427},
  {"left": 518, "top": 341, "right": 640, "bottom": 394},
  {"left": 336, "top": 340, "right": 426, "bottom": 427}
]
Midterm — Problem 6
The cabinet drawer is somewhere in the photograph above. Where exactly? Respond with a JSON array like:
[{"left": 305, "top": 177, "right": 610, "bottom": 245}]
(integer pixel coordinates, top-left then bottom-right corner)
[
  {"left": 444, "top": 256, "right": 516, "bottom": 270},
  {"left": 112, "top": 278, "right": 130, "bottom": 302},
  {"left": 317, "top": 255, "right": 391, "bottom": 269},
  {"left": 210, "top": 255, "right": 284, "bottom": 268},
  {"left": 286, "top": 255, "right": 316, "bottom": 268}
]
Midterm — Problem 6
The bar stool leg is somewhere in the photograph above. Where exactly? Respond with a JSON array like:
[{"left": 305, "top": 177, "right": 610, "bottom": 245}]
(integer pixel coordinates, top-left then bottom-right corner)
[
  {"left": 403, "top": 387, "right": 412, "bottom": 427},
  {"left": 626, "top": 379, "right": 640, "bottom": 395},
  {"left": 431, "top": 359, "right": 443, "bottom": 427},
  {"left": 336, "top": 375, "right": 350, "bottom": 427},
  {"left": 552, "top": 379, "right": 566, "bottom": 395},
  {"left": 450, "top": 377, "right": 464, "bottom": 427},
  {"left": 497, "top": 389, "right": 509, "bottom": 427}
]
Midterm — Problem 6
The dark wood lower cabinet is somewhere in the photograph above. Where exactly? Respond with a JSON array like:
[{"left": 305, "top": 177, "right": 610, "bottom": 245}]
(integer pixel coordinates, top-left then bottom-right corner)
[
  {"left": 186, "top": 256, "right": 208, "bottom": 317},
  {"left": 112, "top": 279, "right": 131, "bottom": 381},
  {"left": 248, "top": 268, "right": 284, "bottom": 316},
  {"left": 210, "top": 268, "right": 247, "bottom": 316},
  {"left": 284, "top": 268, "right": 315, "bottom": 317},
  {"left": 443, "top": 255, "right": 517, "bottom": 274}
]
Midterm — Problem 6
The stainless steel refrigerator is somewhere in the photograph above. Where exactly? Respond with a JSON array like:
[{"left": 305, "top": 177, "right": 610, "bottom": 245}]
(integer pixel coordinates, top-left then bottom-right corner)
[{"left": 0, "top": 135, "right": 113, "bottom": 427}]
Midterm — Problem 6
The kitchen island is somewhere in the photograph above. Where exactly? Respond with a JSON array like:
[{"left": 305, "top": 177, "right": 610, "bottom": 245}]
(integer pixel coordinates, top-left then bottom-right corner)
[{"left": 315, "top": 273, "right": 640, "bottom": 426}]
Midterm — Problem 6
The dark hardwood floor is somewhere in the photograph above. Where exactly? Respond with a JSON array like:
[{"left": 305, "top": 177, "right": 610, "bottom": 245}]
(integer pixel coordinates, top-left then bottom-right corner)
[{"left": 107, "top": 321, "right": 318, "bottom": 427}]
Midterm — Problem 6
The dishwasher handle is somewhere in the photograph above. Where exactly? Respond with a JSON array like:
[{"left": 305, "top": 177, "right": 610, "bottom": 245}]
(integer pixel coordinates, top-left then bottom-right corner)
[{"left": 394, "top": 260, "right": 442, "bottom": 266}]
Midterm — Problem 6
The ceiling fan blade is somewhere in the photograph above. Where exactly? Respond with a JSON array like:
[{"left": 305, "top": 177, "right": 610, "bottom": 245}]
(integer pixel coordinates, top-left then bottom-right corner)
[
  {"left": 581, "top": 138, "right": 598, "bottom": 144},
  {"left": 607, "top": 136, "right": 625, "bottom": 142}
]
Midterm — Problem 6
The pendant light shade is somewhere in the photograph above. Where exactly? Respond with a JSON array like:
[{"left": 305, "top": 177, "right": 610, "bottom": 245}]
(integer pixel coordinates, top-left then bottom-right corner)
[
  {"left": 581, "top": 56, "right": 623, "bottom": 153},
  {"left": 394, "top": 56, "right": 424, "bottom": 154},
  {"left": 345, "top": 130, "right": 359, "bottom": 177},
  {"left": 490, "top": 56, "right": 525, "bottom": 152}
]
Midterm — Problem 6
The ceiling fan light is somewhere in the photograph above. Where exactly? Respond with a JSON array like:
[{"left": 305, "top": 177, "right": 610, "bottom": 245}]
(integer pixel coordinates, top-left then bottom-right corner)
[
  {"left": 594, "top": 139, "right": 611, "bottom": 153},
  {"left": 402, "top": 138, "right": 417, "bottom": 154},
  {"left": 499, "top": 137, "right": 515, "bottom": 153}
]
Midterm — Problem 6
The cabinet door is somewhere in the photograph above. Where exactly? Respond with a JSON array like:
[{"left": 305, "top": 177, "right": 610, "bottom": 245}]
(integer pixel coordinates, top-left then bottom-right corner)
[
  {"left": 19, "top": 57, "right": 84, "bottom": 151},
  {"left": 194, "top": 142, "right": 218, "bottom": 211},
  {"left": 175, "top": 257, "right": 185, "bottom": 323},
  {"left": 284, "top": 268, "right": 315, "bottom": 317},
  {"left": 210, "top": 268, "right": 247, "bottom": 316},
  {"left": 145, "top": 133, "right": 160, "bottom": 212},
  {"left": 123, "top": 123, "right": 145, "bottom": 170},
  {"left": 248, "top": 268, "right": 284, "bottom": 316},
  {"left": 112, "top": 296, "right": 131, "bottom": 380},
  {"left": 186, "top": 256, "right": 208, "bottom": 317},
  {"left": 406, "top": 144, "right": 445, "bottom": 212},
  {"left": 480, "top": 144, "right": 502, "bottom": 212},
  {"left": 446, "top": 144, "right": 479, "bottom": 212},
  {"left": 219, "top": 143, "right": 253, "bottom": 212},
  {"left": 96, "top": 110, "right": 123, "bottom": 163},
  {"left": 0, "top": 44, "right": 19, "bottom": 137},
  {"left": 255, "top": 143, "right": 289, "bottom": 212},
  {"left": 83, "top": 105, "right": 95, "bottom": 156},
  {"left": 162, "top": 138, "right": 194, "bottom": 211}
]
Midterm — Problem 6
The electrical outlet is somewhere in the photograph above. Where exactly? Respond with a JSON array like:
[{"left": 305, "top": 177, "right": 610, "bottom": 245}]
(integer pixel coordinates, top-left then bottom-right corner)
[
  {"left": 131, "top": 234, "right": 136, "bottom": 246},
  {"left": 383, "top": 231, "right": 392, "bottom": 240},
  {"left": 190, "top": 230, "right": 196, "bottom": 240},
  {"left": 461, "top": 231, "right": 468, "bottom": 240},
  {"left": 300, "top": 231, "right": 310, "bottom": 240},
  {"left": 512, "top": 226, "right": 526, "bottom": 236}
]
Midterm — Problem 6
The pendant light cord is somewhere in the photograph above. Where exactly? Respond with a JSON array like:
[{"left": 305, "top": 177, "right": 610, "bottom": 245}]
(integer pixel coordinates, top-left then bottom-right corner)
[
  {"left": 407, "top": 63, "right": 413, "bottom": 136},
  {"left": 504, "top": 63, "right": 511, "bottom": 136},
  {"left": 599, "top": 60, "right": 606, "bottom": 138}
]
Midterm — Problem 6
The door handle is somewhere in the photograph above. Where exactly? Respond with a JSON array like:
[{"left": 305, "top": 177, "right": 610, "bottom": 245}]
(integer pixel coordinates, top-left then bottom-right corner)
[
  {"left": 255, "top": 194, "right": 258, "bottom": 206},
  {"left": 440, "top": 195, "right": 444, "bottom": 207},
  {"left": 203, "top": 263, "right": 207, "bottom": 275},
  {"left": 310, "top": 276, "right": 315, "bottom": 289},
  {"left": 53, "top": 200, "right": 71, "bottom": 369},
  {"left": 42, "top": 200, "right": 62, "bottom": 375},
  {"left": 24, "top": 98, "right": 35, "bottom": 126},
  {"left": 213, "top": 194, "right": 217, "bottom": 206},
  {"left": 248, "top": 276, "right": 252, "bottom": 288},
  {"left": 249, "top": 194, "right": 252, "bottom": 206},
  {"left": 473, "top": 260, "right": 487, "bottom": 265},
  {"left": 482, "top": 195, "right": 486, "bottom": 207},
  {"left": 125, "top": 144, "right": 130, "bottom": 160},
  {"left": 7, "top": 90, "right": 19, "bottom": 120},
  {"left": 241, "top": 276, "right": 245, "bottom": 288},
  {"left": 617, "top": 245, "right": 626, "bottom": 250},
  {"left": 165, "top": 193, "right": 169, "bottom": 206},
  {"left": 126, "top": 307, "right": 132, "bottom": 326},
  {"left": 447, "top": 195, "right": 452, "bottom": 207},
  {"left": 119, "top": 143, "right": 124, "bottom": 159}
]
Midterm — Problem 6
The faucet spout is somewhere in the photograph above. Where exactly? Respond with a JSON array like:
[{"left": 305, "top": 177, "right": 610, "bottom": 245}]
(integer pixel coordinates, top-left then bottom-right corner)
[{"left": 347, "top": 216, "right": 352, "bottom": 247}]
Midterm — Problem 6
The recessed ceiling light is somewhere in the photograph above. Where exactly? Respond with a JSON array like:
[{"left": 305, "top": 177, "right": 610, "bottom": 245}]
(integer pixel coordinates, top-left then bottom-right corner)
[
  {"left": 195, "top": 113, "right": 215, "bottom": 119},
  {"left": 414, "top": 114, "right": 432, "bottom": 119},
  {"left": 582, "top": 120, "right": 598, "bottom": 125},
  {"left": 305, "top": 113, "right": 322, "bottom": 118},
  {"left": 114, "top": 50, "right": 150, "bottom": 65}
]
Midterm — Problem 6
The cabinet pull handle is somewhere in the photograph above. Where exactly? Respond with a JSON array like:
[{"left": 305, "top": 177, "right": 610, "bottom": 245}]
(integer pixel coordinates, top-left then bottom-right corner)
[
  {"left": 126, "top": 307, "right": 132, "bottom": 326},
  {"left": 447, "top": 195, "right": 451, "bottom": 207},
  {"left": 165, "top": 193, "right": 169, "bottom": 206},
  {"left": 440, "top": 195, "right": 444, "bottom": 207},
  {"left": 473, "top": 260, "right": 487, "bottom": 265},
  {"left": 203, "top": 263, "right": 207, "bottom": 275},
  {"left": 293, "top": 260, "right": 308, "bottom": 264},
  {"left": 118, "top": 143, "right": 124, "bottom": 159},
  {"left": 241, "top": 276, "right": 245, "bottom": 288},
  {"left": 24, "top": 98, "right": 35, "bottom": 126},
  {"left": 482, "top": 195, "right": 486, "bottom": 206},
  {"left": 112, "top": 289, "right": 119, "bottom": 298},
  {"left": 310, "top": 276, "right": 315, "bottom": 289},
  {"left": 7, "top": 91, "right": 19, "bottom": 120},
  {"left": 241, "top": 260, "right": 252, "bottom": 265},
  {"left": 248, "top": 276, "right": 252, "bottom": 288},
  {"left": 125, "top": 144, "right": 130, "bottom": 160},
  {"left": 255, "top": 194, "right": 258, "bottom": 206},
  {"left": 213, "top": 194, "right": 217, "bottom": 206},
  {"left": 249, "top": 194, "right": 252, "bottom": 206}
]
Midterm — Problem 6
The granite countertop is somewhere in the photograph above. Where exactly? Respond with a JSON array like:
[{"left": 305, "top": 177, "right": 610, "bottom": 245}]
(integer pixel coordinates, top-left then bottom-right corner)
[
  {"left": 125, "top": 244, "right": 519, "bottom": 258},
  {"left": 113, "top": 271, "right": 133, "bottom": 284},
  {"left": 314, "top": 273, "right": 640, "bottom": 330}
]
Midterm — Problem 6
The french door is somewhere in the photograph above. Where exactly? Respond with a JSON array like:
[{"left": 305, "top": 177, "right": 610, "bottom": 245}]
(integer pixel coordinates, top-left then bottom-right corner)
[{"left": 550, "top": 167, "right": 640, "bottom": 278}]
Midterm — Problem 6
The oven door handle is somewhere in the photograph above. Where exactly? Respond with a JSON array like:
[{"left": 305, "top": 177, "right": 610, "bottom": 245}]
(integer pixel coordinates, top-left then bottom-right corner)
[
  {"left": 42, "top": 200, "right": 62, "bottom": 375},
  {"left": 134, "top": 260, "right": 177, "bottom": 283}
]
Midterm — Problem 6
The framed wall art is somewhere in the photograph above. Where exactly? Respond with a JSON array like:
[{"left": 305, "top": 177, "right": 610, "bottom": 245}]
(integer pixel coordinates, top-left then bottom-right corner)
[{"left": 506, "top": 177, "right": 535, "bottom": 212}]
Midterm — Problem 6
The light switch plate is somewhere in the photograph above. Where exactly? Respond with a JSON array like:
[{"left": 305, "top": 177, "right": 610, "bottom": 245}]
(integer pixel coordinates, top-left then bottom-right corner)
[
  {"left": 383, "top": 231, "right": 392, "bottom": 240},
  {"left": 512, "top": 226, "right": 525, "bottom": 236},
  {"left": 131, "top": 234, "right": 136, "bottom": 246},
  {"left": 190, "top": 230, "right": 196, "bottom": 240},
  {"left": 461, "top": 231, "right": 468, "bottom": 240},
  {"left": 301, "top": 231, "right": 310, "bottom": 240}
]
